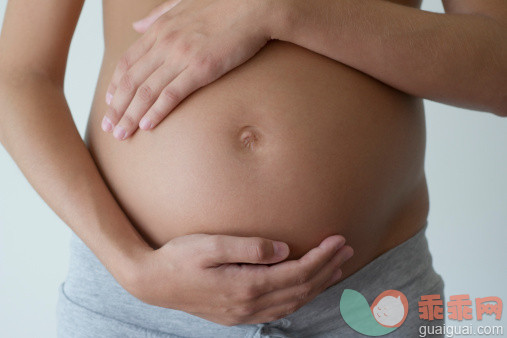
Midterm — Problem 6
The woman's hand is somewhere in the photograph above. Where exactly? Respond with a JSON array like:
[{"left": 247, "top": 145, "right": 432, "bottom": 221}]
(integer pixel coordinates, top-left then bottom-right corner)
[
  {"left": 124, "top": 233, "right": 353, "bottom": 326},
  {"left": 102, "top": 0, "right": 282, "bottom": 140}
]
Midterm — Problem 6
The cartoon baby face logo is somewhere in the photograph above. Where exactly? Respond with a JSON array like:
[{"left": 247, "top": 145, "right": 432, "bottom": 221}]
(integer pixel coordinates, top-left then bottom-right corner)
[
  {"left": 371, "top": 290, "right": 409, "bottom": 328},
  {"left": 340, "top": 289, "right": 409, "bottom": 336}
]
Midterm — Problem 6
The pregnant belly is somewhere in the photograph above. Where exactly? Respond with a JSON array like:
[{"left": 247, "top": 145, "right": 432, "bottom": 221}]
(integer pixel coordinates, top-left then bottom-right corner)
[{"left": 86, "top": 41, "right": 427, "bottom": 264}]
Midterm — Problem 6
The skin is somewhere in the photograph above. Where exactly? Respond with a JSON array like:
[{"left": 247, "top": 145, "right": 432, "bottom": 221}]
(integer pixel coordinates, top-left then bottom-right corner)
[
  {"left": 103, "top": 0, "right": 506, "bottom": 139},
  {"left": 85, "top": 0, "right": 430, "bottom": 305},
  {"left": 277, "top": 0, "right": 507, "bottom": 115},
  {"left": 0, "top": 0, "right": 354, "bottom": 326},
  {"left": 89, "top": 30, "right": 429, "bottom": 263},
  {"left": 93, "top": 2, "right": 504, "bottom": 327},
  {"left": 1, "top": 0, "right": 500, "bottom": 328}
]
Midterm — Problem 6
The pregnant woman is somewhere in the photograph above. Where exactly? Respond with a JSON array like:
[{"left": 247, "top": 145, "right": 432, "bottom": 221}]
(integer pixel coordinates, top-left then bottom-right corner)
[{"left": 0, "top": 0, "right": 505, "bottom": 337}]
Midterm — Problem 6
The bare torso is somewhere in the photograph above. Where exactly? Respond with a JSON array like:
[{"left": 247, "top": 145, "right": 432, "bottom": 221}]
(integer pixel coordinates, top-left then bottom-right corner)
[{"left": 85, "top": 0, "right": 428, "bottom": 278}]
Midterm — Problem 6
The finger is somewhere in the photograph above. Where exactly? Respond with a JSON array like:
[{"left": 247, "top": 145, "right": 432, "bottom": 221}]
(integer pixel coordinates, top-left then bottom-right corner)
[
  {"left": 246, "top": 235, "right": 347, "bottom": 294},
  {"left": 105, "top": 53, "right": 165, "bottom": 139},
  {"left": 187, "top": 253, "right": 342, "bottom": 328},
  {"left": 140, "top": 66, "right": 209, "bottom": 130},
  {"left": 250, "top": 245, "right": 354, "bottom": 316},
  {"left": 223, "top": 245, "right": 353, "bottom": 325},
  {"left": 199, "top": 235, "right": 290, "bottom": 267},
  {"left": 105, "top": 35, "right": 156, "bottom": 106},
  {"left": 114, "top": 62, "right": 179, "bottom": 137},
  {"left": 133, "top": 0, "right": 182, "bottom": 33},
  {"left": 195, "top": 246, "right": 352, "bottom": 327},
  {"left": 321, "top": 246, "right": 354, "bottom": 290}
]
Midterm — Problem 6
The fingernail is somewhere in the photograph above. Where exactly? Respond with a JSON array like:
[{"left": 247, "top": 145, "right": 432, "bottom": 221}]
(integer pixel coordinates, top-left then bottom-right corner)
[
  {"left": 132, "top": 21, "right": 143, "bottom": 31},
  {"left": 334, "top": 236, "right": 346, "bottom": 249},
  {"left": 331, "top": 269, "right": 342, "bottom": 281},
  {"left": 101, "top": 116, "right": 114, "bottom": 132},
  {"left": 273, "top": 241, "right": 289, "bottom": 258},
  {"left": 320, "top": 236, "right": 345, "bottom": 250},
  {"left": 342, "top": 247, "right": 354, "bottom": 260},
  {"left": 105, "top": 92, "right": 113, "bottom": 106},
  {"left": 113, "top": 125, "right": 127, "bottom": 140},
  {"left": 133, "top": 17, "right": 148, "bottom": 26},
  {"left": 139, "top": 117, "right": 152, "bottom": 130},
  {"left": 132, "top": 17, "right": 151, "bottom": 31}
]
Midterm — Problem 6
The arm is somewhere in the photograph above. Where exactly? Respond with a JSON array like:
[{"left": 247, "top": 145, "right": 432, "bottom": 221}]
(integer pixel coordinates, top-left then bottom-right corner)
[
  {"left": 0, "top": 0, "right": 151, "bottom": 286},
  {"left": 100, "top": 0, "right": 505, "bottom": 141},
  {"left": 270, "top": 0, "right": 507, "bottom": 116}
]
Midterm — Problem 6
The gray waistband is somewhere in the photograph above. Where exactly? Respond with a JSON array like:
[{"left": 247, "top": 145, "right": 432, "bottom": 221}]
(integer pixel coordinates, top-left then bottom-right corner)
[{"left": 60, "top": 222, "right": 444, "bottom": 337}]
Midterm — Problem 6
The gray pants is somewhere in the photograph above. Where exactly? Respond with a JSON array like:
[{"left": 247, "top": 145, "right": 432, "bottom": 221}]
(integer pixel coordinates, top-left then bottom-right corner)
[{"left": 56, "top": 223, "right": 445, "bottom": 337}]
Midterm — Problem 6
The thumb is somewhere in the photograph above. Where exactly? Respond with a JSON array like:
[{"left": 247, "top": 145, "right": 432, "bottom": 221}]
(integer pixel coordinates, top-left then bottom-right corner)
[
  {"left": 203, "top": 235, "right": 290, "bottom": 266},
  {"left": 133, "top": 0, "right": 182, "bottom": 33}
]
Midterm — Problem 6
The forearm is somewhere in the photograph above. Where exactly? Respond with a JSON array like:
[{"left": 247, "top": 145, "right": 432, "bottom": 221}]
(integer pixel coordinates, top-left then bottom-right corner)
[
  {"left": 0, "top": 72, "right": 151, "bottom": 286},
  {"left": 271, "top": 0, "right": 507, "bottom": 115}
]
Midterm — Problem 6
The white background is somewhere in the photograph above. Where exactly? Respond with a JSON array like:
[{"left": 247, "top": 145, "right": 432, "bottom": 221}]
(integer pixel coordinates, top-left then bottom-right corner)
[{"left": 0, "top": 1, "right": 505, "bottom": 337}]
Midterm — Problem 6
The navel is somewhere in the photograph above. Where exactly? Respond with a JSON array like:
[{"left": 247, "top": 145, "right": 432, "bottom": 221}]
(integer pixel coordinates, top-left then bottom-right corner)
[{"left": 237, "top": 125, "right": 262, "bottom": 151}]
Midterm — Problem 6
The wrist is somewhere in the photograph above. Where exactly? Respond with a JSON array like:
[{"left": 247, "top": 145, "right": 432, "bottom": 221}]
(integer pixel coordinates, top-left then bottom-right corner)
[
  {"left": 112, "top": 237, "right": 154, "bottom": 292},
  {"left": 118, "top": 244, "right": 179, "bottom": 308},
  {"left": 116, "top": 247, "right": 152, "bottom": 293}
]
